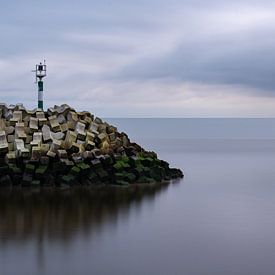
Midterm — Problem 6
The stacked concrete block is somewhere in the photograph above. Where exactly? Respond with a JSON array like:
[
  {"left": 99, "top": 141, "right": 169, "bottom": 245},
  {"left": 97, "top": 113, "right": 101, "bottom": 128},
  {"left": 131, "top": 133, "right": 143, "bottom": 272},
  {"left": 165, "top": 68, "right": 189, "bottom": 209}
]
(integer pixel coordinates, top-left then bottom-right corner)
[
  {"left": 30, "top": 132, "right": 43, "bottom": 147},
  {"left": 36, "top": 111, "right": 48, "bottom": 127},
  {"left": 0, "top": 103, "right": 179, "bottom": 187},
  {"left": 64, "top": 130, "right": 77, "bottom": 149},
  {"left": 15, "top": 122, "right": 26, "bottom": 140},
  {"left": 42, "top": 125, "right": 52, "bottom": 143},
  {"left": 75, "top": 121, "right": 86, "bottom": 141},
  {"left": 0, "top": 130, "right": 8, "bottom": 154},
  {"left": 29, "top": 117, "right": 39, "bottom": 133},
  {"left": 67, "top": 111, "right": 78, "bottom": 130},
  {"left": 47, "top": 139, "right": 62, "bottom": 158},
  {"left": 14, "top": 139, "right": 29, "bottom": 158},
  {"left": 48, "top": 115, "right": 61, "bottom": 132},
  {"left": 10, "top": 111, "right": 22, "bottom": 126}
]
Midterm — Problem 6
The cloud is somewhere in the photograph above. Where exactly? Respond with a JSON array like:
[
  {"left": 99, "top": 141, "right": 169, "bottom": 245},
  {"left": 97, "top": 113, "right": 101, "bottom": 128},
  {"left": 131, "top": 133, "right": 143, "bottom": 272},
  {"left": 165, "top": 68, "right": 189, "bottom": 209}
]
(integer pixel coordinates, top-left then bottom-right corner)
[{"left": 0, "top": 0, "right": 275, "bottom": 116}]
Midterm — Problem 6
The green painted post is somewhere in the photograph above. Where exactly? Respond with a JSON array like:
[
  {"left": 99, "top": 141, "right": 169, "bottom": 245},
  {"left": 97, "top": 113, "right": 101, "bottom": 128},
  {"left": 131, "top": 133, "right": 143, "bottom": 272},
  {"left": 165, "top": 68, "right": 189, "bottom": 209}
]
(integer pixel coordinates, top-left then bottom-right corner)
[{"left": 38, "top": 80, "right": 43, "bottom": 109}]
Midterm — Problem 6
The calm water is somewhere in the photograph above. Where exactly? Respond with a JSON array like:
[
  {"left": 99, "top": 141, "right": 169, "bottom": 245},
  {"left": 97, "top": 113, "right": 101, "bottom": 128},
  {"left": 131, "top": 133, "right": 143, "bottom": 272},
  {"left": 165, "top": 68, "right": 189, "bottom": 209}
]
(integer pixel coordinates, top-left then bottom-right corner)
[{"left": 1, "top": 119, "right": 275, "bottom": 275}]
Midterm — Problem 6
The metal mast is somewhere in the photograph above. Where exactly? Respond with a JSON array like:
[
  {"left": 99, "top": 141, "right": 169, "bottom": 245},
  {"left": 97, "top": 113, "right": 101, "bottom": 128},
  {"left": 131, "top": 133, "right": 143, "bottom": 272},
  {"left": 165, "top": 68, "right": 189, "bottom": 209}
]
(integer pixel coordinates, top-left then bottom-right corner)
[{"left": 33, "top": 61, "right": 47, "bottom": 109}]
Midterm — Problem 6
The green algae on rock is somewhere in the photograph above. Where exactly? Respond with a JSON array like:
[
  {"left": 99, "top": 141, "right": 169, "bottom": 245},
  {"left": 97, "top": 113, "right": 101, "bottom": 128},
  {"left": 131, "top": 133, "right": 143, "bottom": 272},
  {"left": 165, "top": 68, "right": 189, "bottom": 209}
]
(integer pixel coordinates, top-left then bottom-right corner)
[{"left": 0, "top": 103, "right": 183, "bottom": 187}]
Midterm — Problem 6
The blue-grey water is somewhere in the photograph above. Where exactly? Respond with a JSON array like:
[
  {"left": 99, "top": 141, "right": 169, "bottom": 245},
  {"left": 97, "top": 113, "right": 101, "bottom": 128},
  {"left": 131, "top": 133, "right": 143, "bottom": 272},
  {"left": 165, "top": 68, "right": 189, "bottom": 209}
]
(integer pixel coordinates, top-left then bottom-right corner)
[{"left": 1, "top": 118, "right": 275, "bottom": 275}]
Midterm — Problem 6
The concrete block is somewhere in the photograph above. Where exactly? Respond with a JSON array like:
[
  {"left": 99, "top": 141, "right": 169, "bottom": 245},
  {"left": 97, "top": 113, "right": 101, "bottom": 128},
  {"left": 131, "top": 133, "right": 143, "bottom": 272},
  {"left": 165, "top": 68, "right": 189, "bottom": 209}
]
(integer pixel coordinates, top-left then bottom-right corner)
[
  {"left": 0, "top": 130, "right": 8, "bottom": 154},
  {"left": 6, "top": 151, "right": 16, "bottom": 163},
  {"left": 49, "top": 139, "right": 62, "bottom": 154},
  {"left": 48, "top": 115, "right": 61, "bottom": 132},
  {"left": 7, "top": 134, "right": 14, "bottom": 143},
  {"left": 83, "top": 151, "right": 94, "bottom": 160},
  {"left": 10, "top": 111, "right": 22, "bottom": 126},
  {"left": 60, "top": 123, "right": 68, "bottom": 133},
  {"left": 123, "top": 135, "right": 130, "bottom": 147},
  {"left": 29, "top": 117, "right": 39, "bottom": 132},
  {"left": 109, "top": 132, "right": 116, "bottom": 142},
  {"left": 5, "top": 126, "right": 15, "bottom": 135},
  {"left": 15, "top": 122, "right": 26, "bottom": 139},
  {"left": 30, "top": 133, "right": 42, "bottom": 147},
  {"left": 40, "top": 144, "right": 50, "bottom": 155},
  {"left": 94, "top": 117, "right": 103, "bottom": 124},
  {"left": 64, "top": 130, "right": 77, "bottom": 149},
  {"left": 46, "top": 151, "right": 56, "bottom": 158},
  {"left": 67, "top": 111, "right": 78, "bottom": 128},
  {"left": 57, "top": 149, "right": 68, "bottom": 159},
  {"left": 75, "top": 121, "right": 86, "bottom": 140},
  {"left": 14, "top": 139, "right": 29, "bottom": 158},
  {"left": 98, "top": 124, "right": 107, "bottom": 133},
  {"left": 85, "top": 140, "right": 95, "bottom": 151},
  {"left": 38, "top": 118, "right": 48, "bottom": 127},
  {"left": 8, "top": 142, "right": 14, "bottom": 151},
  {"left": 36, "top": 111, "right": 45, "bottom": 119},
  {"left": 31, "top": 146, "right": 41, "bottom": 161},
  {"left": 50, "top": 131, "right": 65, "bottom": 140},
  {"left": 57, "top": 114, "right": 66, "bottom": 124},
  {"left": 42, "top": 125, "right": 52, "bottom": 142},
  {"left": 25, "top": 135, "right": 32, "bottom": 144},
  {"left": 98, "top": 132, "right": 107, "bottom": 142},
  {"left": 89, "top": 122, "right": 99, "bottom": 134},
  {"left": 4, "top": 109, "right": 13, "bottom": 120},
  {"left": 86, "top": 131, "right": 95, "bottom": 142},
  {"left": 0, "top": 119, "right": 6, "bottom": 130}
]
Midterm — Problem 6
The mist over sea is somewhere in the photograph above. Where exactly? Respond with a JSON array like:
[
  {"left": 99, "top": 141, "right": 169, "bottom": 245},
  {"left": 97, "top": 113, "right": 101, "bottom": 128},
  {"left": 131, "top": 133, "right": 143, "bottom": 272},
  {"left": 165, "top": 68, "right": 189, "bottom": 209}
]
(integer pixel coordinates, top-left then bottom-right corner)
[{"left": 1, "top": 118, "right": 275, "bottom": 275}]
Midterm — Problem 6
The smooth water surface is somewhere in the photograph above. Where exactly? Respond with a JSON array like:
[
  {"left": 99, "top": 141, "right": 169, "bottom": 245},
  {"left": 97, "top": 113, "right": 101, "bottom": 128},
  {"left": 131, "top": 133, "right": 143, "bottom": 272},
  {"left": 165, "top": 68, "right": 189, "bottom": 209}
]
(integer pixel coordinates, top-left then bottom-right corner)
[{"left": 1, "top": 119, "right": 275, "bottom": 275}]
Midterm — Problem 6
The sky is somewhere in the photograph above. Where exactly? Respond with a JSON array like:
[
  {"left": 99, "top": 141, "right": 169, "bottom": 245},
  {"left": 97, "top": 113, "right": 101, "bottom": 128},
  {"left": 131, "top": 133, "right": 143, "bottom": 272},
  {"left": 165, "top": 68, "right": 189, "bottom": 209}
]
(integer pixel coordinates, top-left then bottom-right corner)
[{"left": 0, "top": 0, "right": 275, "bottom": 117}]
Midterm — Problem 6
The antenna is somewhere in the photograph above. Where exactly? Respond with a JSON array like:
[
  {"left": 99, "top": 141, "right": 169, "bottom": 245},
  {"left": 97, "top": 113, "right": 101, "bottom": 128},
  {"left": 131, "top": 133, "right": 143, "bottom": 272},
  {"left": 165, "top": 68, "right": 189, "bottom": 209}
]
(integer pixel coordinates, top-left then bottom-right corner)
[{"left": 33, "top": 61, "right": 47, "bottom": 110}]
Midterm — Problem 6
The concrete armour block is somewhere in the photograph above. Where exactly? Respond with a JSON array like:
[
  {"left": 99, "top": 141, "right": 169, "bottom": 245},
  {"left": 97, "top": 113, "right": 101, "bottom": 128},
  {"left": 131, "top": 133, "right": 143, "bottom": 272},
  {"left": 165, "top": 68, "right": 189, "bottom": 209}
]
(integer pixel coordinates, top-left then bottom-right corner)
[
  {"left": 64, "top": 130, "right": 77, "bottom": 149},
  {"left": 75, "top": 121, "right": 86, "bottom": 141},
  {"left": 109, "top": 132, "right": 116, "bottom": 142},
  {"left": 10, "top": 111, "right": 22, "bottom": 126},
  {"left": 42, "top": 125, "right": 52, "bottom": 142},
  {"left": 86, "top": 131, "right": 95, "bottom": 142},
  {"left": 14, "top": 139, "right": 29, "bottom": 158},
  {"left": 60, "top": 123, "right": 68, "bottom": 133},
  {"left": 48, "top": 115, "right": 61, "bottom": 132},
  {"left": 98, "top": 133, "right": 107, "bottom": 142},
  {"left": 36, "top": 111, "right": 45, "bottom": 119},
  {"left": 49, "top": 139, "right": 62, "bottom": 153},
  {"left": 57, "top": 149, "right": 68, "bottom": 159},
  {"left": 30, "top": 132, "right": 43, "bottom": 147},
  {"left": 67, "top": 111, "right": 78, "bottom": 127},
  {"left": 7, "top": 135, "right": 15, "bottom": 143},
  {"left": 29, "top": 117, "right": 38, "bottom": 132},
  {"left": 38, "top": 118, "right": 48, "bottom": 127},
  {"left": 5, "top": 126, "right": 15, "bottom": 135},
  {"left": 50, "top": 131, "right": 65, "bottom": 140},
  {"left": 31, "top": 146, "right": 41, "bottom": 161},
  {"left": 85, "top": 140, "right": 95, "bottom": 151},
  {"left": 0, "top": 130, "right": 8, "bottom": 154},
  {"left": 6, "top": 151, "right": 16, "bottom": 163},
  {"left": 57, "top": 114, "right": 66, "bottom": 124}
]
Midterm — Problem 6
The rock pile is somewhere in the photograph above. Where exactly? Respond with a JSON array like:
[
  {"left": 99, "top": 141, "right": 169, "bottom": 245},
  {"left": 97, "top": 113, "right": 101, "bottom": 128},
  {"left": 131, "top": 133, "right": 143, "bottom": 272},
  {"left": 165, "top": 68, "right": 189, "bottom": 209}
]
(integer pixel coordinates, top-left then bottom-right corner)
[{"left": 0, "top": 103, "right": 183, "bottom": 187}]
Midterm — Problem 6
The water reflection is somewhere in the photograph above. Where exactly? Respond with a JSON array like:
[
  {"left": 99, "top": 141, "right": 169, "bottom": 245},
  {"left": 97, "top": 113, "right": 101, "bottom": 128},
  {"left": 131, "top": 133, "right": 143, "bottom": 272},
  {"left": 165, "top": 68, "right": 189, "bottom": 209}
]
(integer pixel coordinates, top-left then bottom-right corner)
[{"left": 0, "top": 183, "right": 170, "bottom": 243}]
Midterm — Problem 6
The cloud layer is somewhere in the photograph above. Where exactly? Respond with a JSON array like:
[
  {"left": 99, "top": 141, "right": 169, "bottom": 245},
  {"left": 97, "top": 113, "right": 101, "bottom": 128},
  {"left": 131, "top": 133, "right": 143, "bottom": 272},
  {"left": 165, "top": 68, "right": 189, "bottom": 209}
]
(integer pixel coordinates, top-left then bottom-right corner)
[{"left": 0, "top": 0, "right": 275, "bottom": 117}]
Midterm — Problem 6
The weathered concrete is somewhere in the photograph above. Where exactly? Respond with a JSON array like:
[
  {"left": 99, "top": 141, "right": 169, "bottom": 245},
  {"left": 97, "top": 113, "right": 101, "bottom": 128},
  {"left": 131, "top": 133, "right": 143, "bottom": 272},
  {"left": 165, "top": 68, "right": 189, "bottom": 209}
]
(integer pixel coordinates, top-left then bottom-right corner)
[{"left": 0, "top": 103, "right": 183, "bottom": 188}]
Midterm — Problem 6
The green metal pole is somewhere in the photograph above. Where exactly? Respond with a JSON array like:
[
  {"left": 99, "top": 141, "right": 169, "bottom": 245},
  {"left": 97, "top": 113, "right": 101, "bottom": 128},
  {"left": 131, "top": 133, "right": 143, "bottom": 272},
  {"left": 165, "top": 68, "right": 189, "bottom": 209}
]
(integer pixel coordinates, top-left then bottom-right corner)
[{"left": 38, "top": 80, "right": 43, "bottom": 109}]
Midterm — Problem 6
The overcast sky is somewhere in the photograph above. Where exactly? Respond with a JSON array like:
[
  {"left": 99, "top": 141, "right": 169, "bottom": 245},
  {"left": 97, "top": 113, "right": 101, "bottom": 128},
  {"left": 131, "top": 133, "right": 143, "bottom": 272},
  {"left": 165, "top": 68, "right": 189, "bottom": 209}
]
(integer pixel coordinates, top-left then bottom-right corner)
[{"left": 1, "top": 0, "right": 275, "bottom": 117}]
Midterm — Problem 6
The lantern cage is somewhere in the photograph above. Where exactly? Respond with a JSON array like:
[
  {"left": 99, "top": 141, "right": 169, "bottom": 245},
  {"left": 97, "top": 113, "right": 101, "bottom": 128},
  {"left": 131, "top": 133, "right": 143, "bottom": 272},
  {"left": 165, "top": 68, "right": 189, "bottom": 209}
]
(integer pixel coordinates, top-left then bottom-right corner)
[{"left": 34, "top": 61, "right": 47, "bottom": 82}]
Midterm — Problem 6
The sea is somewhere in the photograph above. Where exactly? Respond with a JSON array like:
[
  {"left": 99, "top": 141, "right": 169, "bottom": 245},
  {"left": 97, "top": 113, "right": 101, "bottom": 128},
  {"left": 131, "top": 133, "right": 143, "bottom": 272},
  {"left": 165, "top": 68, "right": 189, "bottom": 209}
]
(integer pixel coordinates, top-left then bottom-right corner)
[{"left": 0, "top": 118, "right": 275, "bottom": 275}]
